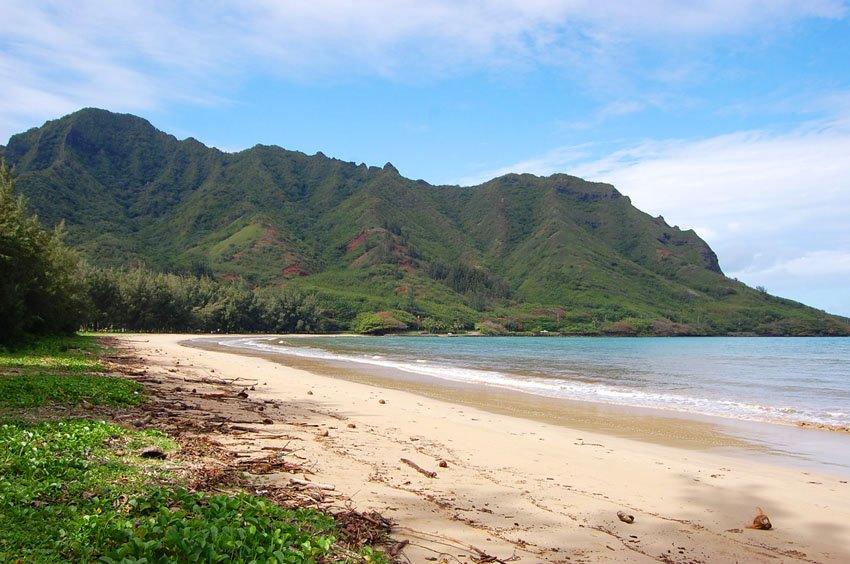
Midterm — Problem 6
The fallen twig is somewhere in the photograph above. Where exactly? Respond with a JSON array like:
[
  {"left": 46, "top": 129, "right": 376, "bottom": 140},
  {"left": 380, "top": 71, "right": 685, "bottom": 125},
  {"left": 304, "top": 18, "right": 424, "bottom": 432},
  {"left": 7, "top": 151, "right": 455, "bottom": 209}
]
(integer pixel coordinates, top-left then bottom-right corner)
[
  {"left": 290, "top": 478, "right": 335, "bottom": 491},
  {"left": 223, "top": 377, "right": 259, "bottom": 385},
  {"left": 388, "top": 539, "right": 409, "bottom": 558},
  {"left": 401, "top": 458, "right": 437, "bottom": 478}
]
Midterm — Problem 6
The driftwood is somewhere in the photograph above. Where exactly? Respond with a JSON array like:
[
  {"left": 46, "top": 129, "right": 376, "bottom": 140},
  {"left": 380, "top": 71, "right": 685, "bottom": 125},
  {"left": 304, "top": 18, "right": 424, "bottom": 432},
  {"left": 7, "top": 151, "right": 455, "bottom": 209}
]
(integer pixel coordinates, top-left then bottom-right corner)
[
  {"left": 134, "top": 376, "right": 162, "bottom": 383},
  {"left": 748, "top": 507, "right": 772, "bottom": 530},
  {"left": 290, "top": 478, "right": 336, "bottom": 490},
  {"left": 388, "top": 539, "right": 409, "bottom": 558},
  {"left": 237, "top": 455, "right": 301, "bottom": 474},
  {"left": 228, "top": 419, "right": 270, "bottom": 425},
  {"left": 400, "top": 458, "right": 437, "bottom": 478},
  {"left": 132, "top": 414, "right": 153, "bottom": 427},
  {"left": 334, "top": 508, "right": 393, "bottom": 546},
  {"left": 223, "top": 377, "right": 258, "bottom": 385}
]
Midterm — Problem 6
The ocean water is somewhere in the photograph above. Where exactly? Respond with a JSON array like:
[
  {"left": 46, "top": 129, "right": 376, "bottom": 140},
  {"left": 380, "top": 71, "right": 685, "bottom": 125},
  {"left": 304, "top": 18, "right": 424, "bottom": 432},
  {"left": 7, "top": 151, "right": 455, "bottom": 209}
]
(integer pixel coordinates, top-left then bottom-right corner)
[{"left": 221, "top": 335, "right": 850, "bottom": 429}]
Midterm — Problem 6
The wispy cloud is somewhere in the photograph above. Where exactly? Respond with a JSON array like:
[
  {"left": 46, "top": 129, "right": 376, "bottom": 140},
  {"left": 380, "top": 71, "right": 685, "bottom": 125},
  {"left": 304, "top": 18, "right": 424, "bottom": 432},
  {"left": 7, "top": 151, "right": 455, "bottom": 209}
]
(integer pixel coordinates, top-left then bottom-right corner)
[
  {"left": 569, "top": 121, "right": 850, "bottom": 238},
  {"left": 735, "top": 250, "right": 850, "bottom": 278},
  {"left": 1, "top": 1, "right": 846, "bottom": 141}
]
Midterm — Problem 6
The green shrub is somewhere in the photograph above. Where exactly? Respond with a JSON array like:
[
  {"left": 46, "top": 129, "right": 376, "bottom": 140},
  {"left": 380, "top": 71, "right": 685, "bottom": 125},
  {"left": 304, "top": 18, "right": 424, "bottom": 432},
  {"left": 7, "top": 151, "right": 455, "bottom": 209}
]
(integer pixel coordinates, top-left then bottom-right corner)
[{"left": 98, "top": 489, "right": 339, "bottom": 563}]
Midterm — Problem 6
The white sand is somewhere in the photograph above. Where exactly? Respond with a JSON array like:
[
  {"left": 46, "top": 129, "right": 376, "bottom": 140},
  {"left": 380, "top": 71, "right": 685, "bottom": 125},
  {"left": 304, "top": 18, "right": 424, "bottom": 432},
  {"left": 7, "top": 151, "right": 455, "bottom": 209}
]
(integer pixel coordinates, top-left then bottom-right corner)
[{"left": 122, "top": 334, "right": 850, "bottom": 563}]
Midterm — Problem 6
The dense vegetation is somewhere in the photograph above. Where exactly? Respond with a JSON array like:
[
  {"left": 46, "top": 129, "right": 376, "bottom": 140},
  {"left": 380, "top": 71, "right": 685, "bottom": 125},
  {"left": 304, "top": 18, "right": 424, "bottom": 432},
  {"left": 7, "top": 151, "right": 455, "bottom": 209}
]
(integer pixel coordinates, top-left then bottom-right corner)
[
  {"left": 0, "top": 163, "right": 87, "bottom": 343},
  {"left": 83, "top": 265, "right": 332, "bottom": 333},
  {"left": 0, "top": 161, "right": 332, "bottom": 342},
  {"left": 3, "top": 108, "right": 850, "bottom": 336},
  {"left": 0, "top": 336, "right": 385, "bottom": 562}
]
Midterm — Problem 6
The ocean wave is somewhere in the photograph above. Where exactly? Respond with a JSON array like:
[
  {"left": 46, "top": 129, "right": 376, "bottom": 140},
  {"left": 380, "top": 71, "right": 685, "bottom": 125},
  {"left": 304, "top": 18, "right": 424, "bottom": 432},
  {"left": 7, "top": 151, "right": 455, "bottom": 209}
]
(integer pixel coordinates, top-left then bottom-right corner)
[{"left": 218, "top": 337, "right": 849, "bottom": 428}]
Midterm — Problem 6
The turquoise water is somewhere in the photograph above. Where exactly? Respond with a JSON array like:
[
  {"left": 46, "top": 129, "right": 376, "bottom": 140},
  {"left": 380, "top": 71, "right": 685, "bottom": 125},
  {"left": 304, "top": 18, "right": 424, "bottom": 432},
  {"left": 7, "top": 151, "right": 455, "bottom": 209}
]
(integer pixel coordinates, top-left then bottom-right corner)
[{"left": 223, "top": 336, "right": 850, "bottom": 429}]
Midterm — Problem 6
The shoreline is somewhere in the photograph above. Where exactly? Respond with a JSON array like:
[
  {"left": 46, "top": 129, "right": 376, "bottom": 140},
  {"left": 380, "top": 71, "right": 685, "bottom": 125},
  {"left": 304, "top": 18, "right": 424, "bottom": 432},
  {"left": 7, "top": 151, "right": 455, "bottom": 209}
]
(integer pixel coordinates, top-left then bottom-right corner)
[
  {"left": 193, "top": 335, "right": 850, "bottom": 474},
  {"left": 214, "top": 334, "right": 850, "bottom": 433},
  {"left": 125, "top": 334, "right": 850, "bottom": 562}
]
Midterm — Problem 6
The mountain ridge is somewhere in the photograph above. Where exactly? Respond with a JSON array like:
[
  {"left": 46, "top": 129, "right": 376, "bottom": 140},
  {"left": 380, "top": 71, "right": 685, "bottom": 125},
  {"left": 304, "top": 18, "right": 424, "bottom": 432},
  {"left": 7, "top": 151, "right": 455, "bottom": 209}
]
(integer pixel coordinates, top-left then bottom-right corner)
[{"left": 3, "top": 108, "right": 847, "bottom": 336}]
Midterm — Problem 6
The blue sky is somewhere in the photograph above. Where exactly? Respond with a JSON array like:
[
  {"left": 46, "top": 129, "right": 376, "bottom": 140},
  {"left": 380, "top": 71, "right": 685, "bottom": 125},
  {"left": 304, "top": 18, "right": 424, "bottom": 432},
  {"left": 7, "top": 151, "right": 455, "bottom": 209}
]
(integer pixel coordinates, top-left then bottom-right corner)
[{"left": 2, "top": 1, "right": 849, "bottom": 316}]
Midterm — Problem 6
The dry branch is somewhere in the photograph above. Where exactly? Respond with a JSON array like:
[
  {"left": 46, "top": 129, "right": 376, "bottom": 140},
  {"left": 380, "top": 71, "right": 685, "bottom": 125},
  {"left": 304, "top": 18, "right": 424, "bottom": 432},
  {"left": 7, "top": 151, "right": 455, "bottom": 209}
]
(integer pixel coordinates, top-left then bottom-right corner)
[
  {"left": 290, "top": 478, "right": 336, "bottom": 490},
  {"left": 401, "top": 458, "right": 437, "bottom": 478}
]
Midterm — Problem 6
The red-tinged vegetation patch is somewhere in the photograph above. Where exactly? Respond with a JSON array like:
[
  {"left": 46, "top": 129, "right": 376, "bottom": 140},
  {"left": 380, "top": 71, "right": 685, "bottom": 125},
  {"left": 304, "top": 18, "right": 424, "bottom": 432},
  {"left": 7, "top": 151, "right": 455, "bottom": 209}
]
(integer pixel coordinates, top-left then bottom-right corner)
[
  {"left": 283, "top": 263, "right": 309, "bottom": 278},
  {"left": 345, "top": 229, "right": 380, "bottom": 254},
  {"left": 257, "top": 226, "right": 283, "bottom": 249},
  {"left": 375, "top": 311, "right": 398, "bottom": 323},
  {"left": 532, "top": 307, "right": 567, "bottom": 319},
  {"left": 398, "top": 257, "right": 415, "bottom": 274}
]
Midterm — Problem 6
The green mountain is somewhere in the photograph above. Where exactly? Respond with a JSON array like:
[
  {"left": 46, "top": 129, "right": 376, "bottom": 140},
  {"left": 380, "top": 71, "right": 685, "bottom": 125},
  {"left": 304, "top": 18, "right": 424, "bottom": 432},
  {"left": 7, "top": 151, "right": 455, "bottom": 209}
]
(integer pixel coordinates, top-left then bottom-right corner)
[{"left": 2, "top": 108, "right": 848, "bottom": 335}]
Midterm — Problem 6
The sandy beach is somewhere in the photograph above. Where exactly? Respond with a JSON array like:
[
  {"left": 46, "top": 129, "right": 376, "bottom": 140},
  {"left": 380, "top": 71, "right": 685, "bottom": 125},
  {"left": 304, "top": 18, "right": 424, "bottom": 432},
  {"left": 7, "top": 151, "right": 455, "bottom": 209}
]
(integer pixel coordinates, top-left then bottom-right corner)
[{"left": 118, "top": 334, "right": 850, "bottom": 563}]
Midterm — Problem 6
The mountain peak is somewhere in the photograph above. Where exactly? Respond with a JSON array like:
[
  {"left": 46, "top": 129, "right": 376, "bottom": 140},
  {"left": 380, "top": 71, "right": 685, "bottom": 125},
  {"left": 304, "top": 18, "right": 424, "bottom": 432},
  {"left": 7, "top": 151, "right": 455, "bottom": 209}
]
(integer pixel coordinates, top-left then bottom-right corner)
[{"left": 3, "top": 108, "right": 846, "bottom": 335}]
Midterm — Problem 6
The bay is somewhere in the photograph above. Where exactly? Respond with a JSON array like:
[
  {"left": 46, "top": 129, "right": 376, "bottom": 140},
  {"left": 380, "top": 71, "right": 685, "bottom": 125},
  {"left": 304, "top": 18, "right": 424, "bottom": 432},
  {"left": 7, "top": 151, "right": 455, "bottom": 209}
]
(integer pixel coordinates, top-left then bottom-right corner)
[{"left": 229, "top": 335, "right": 850, "bottom": 430}]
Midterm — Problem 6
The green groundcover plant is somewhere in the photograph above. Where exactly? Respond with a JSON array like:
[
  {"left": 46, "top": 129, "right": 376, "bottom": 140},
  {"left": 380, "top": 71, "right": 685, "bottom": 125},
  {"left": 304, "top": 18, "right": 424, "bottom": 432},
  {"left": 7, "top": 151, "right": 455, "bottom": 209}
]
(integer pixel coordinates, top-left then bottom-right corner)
[
  {"left": 0, "top": 336, "right": 386, "bottom": 562},
  {"left": 0, "top": 419, "right": 383, "bottom": 563}
]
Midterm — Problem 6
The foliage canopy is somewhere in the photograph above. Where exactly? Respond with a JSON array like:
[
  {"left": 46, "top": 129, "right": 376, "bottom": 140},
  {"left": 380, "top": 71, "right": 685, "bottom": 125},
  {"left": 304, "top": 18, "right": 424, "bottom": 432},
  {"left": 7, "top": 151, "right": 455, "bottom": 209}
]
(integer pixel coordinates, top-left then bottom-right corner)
[{"left": 0, "top": 161, "right": 87, "bottom": 344}]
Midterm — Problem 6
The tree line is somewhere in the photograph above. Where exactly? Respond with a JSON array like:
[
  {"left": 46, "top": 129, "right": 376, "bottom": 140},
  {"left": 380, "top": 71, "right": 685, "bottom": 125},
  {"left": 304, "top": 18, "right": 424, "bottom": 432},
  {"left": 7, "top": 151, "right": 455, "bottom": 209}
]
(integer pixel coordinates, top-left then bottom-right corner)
[
  {"left": 0, "top": 162, "right": 335, "bottom": 345},
  {"left": 83, "top": 266, "right": 334, "bottom": 333},
  {"left": 1, "top": 162, "right": 87, "bottom": 343}
]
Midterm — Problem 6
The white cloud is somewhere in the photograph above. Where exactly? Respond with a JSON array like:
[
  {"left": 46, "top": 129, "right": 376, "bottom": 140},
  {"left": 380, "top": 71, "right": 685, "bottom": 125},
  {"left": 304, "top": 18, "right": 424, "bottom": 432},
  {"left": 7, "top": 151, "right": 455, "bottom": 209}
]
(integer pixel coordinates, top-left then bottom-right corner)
[
  {"left": 1, "top": 1, "right": 847, "bottom": 141},
  {"left": 570, "top": 122, "right": 850, "bottom": 242},
  {"left": 735, "top": 251, "right": 850, "bottom": 278},
  {"left": 728, "top": 251, "right": 850, "bottom": 316}
]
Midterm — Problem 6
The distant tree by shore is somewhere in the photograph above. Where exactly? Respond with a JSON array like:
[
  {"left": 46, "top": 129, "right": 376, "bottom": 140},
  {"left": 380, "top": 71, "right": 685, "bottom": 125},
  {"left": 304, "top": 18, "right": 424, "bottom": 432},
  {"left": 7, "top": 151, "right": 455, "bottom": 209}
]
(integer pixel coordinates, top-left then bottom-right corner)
[
  {"left": 0, "top": 161, "right": 87, "bottom": 344},
  {"left": 82, "top": 265, "right": 334, "bottom": 333}
]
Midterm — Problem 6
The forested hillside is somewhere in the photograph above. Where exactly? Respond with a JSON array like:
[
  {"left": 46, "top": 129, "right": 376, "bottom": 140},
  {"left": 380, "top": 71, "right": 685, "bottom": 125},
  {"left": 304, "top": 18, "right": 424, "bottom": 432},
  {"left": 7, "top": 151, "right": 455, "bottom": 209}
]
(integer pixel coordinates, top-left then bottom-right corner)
[{"left": 3, "top": 108, "right": 848, "bottom": 336}]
